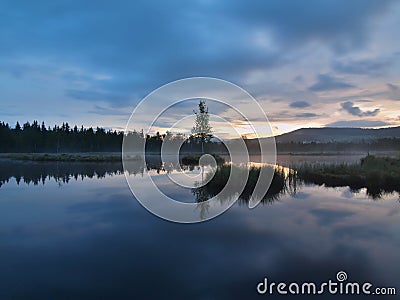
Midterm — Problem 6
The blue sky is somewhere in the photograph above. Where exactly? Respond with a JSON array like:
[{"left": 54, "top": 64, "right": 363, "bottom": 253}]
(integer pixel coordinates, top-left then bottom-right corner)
[{"left": 1, "top": 0, "right": 399, "bottom": 135}]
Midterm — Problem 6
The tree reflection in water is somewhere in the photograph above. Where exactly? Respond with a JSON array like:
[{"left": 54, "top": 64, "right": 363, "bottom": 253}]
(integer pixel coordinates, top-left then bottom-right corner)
[{"left": 1, "top": 157, "right": 397, "bottom": 203}]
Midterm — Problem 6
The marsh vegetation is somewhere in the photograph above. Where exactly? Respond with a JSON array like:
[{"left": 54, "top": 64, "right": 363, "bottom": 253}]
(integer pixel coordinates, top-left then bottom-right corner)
[{"left": 295, "top": 155, "right": 400, "bottom": 198}]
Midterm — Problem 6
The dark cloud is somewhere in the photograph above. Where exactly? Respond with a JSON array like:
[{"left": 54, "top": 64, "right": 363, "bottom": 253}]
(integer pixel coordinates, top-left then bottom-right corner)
[
  {"left": 0, "top": 0, "right": 395, "bottom": 107},
  {"left": 220, "top": 0, "right": 394, "bottom": 52},
  {"left": 65, "top": 89, "right": 128, "bottom": 103},
  {"left": 333, "top": 224, "right": 391, "bottom": 240},
  {"left": 289, "top": 101, "right": 310, "bottom": 108},
  {"left": 333, "top": 58, "right": 389, "bottom": 75},
  {"left": 1, "top": 0, "right": 399, "bottom": 132},
  {"left": 309, "top": 74, "right": 354, "bottom": 91},
  {"left": 292, "top": 192, "right": 311, "bottom": 199},
  {"left": 310, "top": 209, "right": 355, "bottom": 227},
  {"left": 387, "top": 83, "right": 399, "bottom": 91},
  {"left": 293, "top": 75, "right": 304, "bottom": 83},
  {"left": 295, "top": 112, "right": 318, "bottom": 118},
  {"left": 341, "top": 101, "right": 380, "bottom": 116},
  {"left": 0, "top": 0, "right": 287, "bottom": 103},
  {"left": 0, "top": 110, "right": 21, "bottom": 117},
  {"left": 87, "top": 105, "right": 130, "bottom": 116},
  {"left": 326, "top": 120, "right": 389, "bottom": 127},
  {"left": 385, "top": 83, "right": 400, "bottom": 100}
]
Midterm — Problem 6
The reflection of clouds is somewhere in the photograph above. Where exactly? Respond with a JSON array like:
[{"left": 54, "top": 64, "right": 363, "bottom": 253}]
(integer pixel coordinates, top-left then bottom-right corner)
[
  {"left": 310, "top": 208, "right": 355, "bottom": 227},
  {"left": 332, "top": 225, "right": 390, "bottom": 241},
  {"left": 292, "top": 192, "right": 310, "bottom": 200},
  {"left": 341, "top": 188, "right": 354, "bottom": 199},
  {"left": 386, "top": 207, "right": 400, "bottom": 217},
  {"left": 237, "top": 185, "right": 400, "bottom": 264},
  {"left": 1, "top": 174, "right": 400, "bottom": 298}
]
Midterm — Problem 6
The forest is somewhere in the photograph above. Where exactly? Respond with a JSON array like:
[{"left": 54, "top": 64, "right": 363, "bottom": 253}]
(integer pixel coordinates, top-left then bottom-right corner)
[
  {"left": 1, "top": 120, "right": 399, "bottom": 153},
  {"left": 0, "top": 120, "right": 224, "bottom": 153},
  {"left": 0, "top": 120, "right": 123, "bottom": 152}
]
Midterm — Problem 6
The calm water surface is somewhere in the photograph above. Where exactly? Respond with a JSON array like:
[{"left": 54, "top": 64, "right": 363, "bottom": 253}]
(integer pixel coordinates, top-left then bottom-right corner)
[{"left": 0, "top": 157, "right": 399, "bottom": 299}]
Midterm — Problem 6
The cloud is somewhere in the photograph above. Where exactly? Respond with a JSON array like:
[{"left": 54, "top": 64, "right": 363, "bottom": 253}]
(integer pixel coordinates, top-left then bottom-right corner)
[
  {"left": 310, "top": 209, "right": 356, "bottom": 227},
  {"left": 326, "top": 120, "right": 389, "bottom": 127},
  {"left": 333, "top": 58, "right": 389, "bottom": 75},
  {"left": 221, "top": 0, "right": 394, "bottom": 52},
  {"left": 0, "top": 0, "right": 395, "bottom": 105},
  {"left": 65, "top": 89, "right": 129, "bottom": 103},
  {"left": 289, "top": 101, "right": 310, "bottom": 108},
  {"left": 293, "top": 75, "right": 304, "bottom": 83},
  {"left": 385, "top": 83, "right": 400, "bottom": 100},
  {"left": 355, "top": 99, "right": 373, "bottom": 103},
  {"left": 309, "top": 74, "right": 354, "bottom": 91},
  {"left": 295, "top": 112, "right": 318, "bottom": 118},
  {"left": 341, "top": 101, "right": 380, "bottom": 116},
  {"left": 87, "top": 105, "right": 130, "bottom": 116},
  {"left": 293, "top": 192, "right": 311, "bottom": 199},
  {"left": 387, "top": 83, "right": 399, "bottom": 91},
  {"left": 0, "top": 110, "right": 21, "bottom": 117},
  {"left": 0, "top": 0, "right": 399, "bottom": 131}
]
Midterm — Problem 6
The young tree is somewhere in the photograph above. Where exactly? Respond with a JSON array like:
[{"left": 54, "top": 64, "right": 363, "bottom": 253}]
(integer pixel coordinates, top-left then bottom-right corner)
[{"left": 191, "top": 100, "right": 213, "bottom": 153}]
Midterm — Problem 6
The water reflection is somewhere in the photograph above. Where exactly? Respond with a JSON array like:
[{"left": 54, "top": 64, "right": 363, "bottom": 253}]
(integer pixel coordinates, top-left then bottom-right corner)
[
  {"left": 1, "top": 157, "right": 398, "bottom": 202},
  {"left": 0, "top": 156, "right": 197, "bottom": 188},
  {"left": 193, "top": 165, "right": 293, "bottom": 204},
  {"left": 0, "top": 159, "right": 123, "bottom": 187},
  {"left": 1, "top": 158, "right": 399, "bottom": 299}
]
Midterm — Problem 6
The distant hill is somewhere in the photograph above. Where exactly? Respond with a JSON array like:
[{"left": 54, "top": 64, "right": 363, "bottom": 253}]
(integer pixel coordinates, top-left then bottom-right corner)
[
  {"left": 237, "top": 126, "right": 400, "bottom": 154},
  {"left": 273, "top": 126, "right": 400, "bottom": 143}
]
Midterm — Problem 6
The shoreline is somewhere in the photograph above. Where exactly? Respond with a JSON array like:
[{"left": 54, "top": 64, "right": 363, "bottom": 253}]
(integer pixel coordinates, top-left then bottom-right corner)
[
  {"left": 0, "top": 150, "right": 398, "bottom": 162},
  {"left": 0, "top": 153, "right": 122, "bottom": 162}
]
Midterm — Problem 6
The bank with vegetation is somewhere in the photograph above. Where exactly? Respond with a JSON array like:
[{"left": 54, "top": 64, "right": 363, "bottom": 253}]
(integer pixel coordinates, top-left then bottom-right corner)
[
  {"left": 295, "top": 155, "right": 400, "bottom": 197},
  {"left": 0, "top": 153, "right": 121, "bottom": 162}
]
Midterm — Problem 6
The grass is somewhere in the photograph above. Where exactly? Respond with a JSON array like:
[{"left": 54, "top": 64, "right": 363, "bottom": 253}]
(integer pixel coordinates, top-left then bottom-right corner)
[{"left": 295, "top": 155, "right": 400, "bottom": 198}]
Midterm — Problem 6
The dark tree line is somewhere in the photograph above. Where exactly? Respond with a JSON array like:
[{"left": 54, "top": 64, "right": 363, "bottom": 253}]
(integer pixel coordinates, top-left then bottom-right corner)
[
  {"left": 0, "top": 121, "right": 227, "bottom": 153},
  {"left": 243, "top": 138, "right": 400, "bottom": 154},
  {"left": 274, "top": 139, "right": 400, "bottom": 153},
  {"left": 126, "top": 130, "right": 226, "bottom": 153},
  {"left": 5, "top": 119, "right": 396, "bottom": 154},
  {"left": 0, "top": 120, "right": 123, "bottom": 152}
]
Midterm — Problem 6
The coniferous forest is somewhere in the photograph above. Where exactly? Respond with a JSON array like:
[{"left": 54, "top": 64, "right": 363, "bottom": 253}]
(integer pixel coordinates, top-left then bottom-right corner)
[
  {"left": 1, "top": 120, "right": 399, "bottom": 154},
  {"left": 0, "top": 120, "right": 225, "bottom": 153},
  {"left": 0, "top": 120, "right": 123, "bottom": 152}
]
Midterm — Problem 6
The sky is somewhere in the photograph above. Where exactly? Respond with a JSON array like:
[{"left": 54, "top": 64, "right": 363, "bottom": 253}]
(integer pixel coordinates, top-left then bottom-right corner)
[{"left": 1, "top": 0, "right": 400, "bottom": 136}]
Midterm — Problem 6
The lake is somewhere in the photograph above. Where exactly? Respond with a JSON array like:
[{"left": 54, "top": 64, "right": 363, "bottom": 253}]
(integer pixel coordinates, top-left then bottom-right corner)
[{"left": 0, "top": 156, "right": 399, "bottom": 299}]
